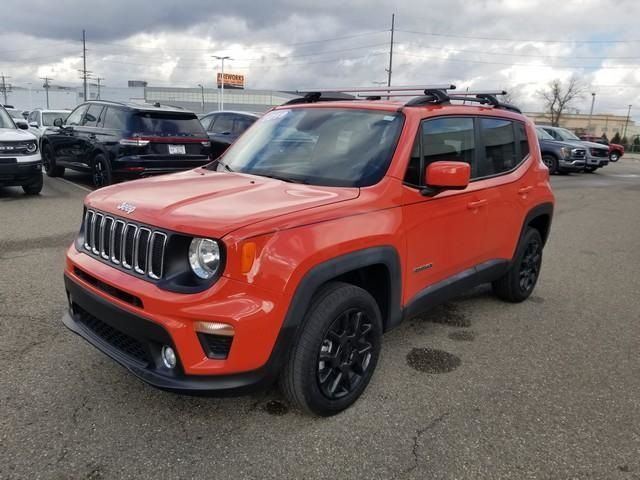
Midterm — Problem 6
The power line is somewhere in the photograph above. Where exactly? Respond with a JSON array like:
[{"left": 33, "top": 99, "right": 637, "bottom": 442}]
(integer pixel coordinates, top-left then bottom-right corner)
[
  {"left": 397, "top": 29, "right": 639, "bottom": 44},
  {"left": 82, "top": 29, "right": 88, "bottom": 100},
  {"left": 40, "top": 76, "right": 53, "bottom": 108},
  {"left": 0, "top": 73, "right": 11, "bottom": 104}
]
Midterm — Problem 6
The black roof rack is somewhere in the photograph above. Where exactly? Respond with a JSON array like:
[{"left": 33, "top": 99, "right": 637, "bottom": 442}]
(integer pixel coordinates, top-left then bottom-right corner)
[{"left": 282, "top": 85, "right": 521, "bottom": 113}]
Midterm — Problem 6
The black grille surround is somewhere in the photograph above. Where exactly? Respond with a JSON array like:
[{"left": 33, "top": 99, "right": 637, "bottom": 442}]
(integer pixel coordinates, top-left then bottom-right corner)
[
  {"left": 80, "top": 208, "right": 168, "bottom": 282},
  {"left": 571, "top": 149, "right": 586, "bottom": 160},
  {"left": 590, "top": 148, "right": 608, "bottom": 158}
]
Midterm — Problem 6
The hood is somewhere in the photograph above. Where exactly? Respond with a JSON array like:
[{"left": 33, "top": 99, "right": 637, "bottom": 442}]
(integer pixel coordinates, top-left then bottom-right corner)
[
  {"left": 580, "top": 140, "right": 609, "bottom": 150},
  {"left": 0, "top": 128, "right": 37, "bottom": 141},
  {"left": 539, "top": 139, "right": 585, "bottom": 150},
  {"left": 86, "top": 169, "right": 360, "bottom": 238}
]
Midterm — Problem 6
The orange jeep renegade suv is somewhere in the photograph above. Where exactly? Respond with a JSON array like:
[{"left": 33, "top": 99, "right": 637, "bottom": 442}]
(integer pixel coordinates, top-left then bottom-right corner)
[{"left": 62, "top": 86, "right": 554, "bottom": 416}]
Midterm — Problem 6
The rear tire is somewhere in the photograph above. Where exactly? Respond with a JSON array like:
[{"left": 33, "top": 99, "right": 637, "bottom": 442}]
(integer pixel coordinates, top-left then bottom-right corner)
[
  {"left": 492, "top": 227, "right": 543, "bottom": 303},
  {"left": 280, "top": 282, "right": 382, "bottom": 416},
  {"left": 92, "top": 153, "right": 112, "bottom": 188},
  {"left": 609, "top": 152, "right": 620, "bottom": 162},
  {"left": 22, "top": 172, "right": 43, "bottom": 195},
  {"left": 42, "top": 142, "right": 64, "bottom": 177},
  {"left": 542, "top": 154, "right": 558, "bottom": 174}
]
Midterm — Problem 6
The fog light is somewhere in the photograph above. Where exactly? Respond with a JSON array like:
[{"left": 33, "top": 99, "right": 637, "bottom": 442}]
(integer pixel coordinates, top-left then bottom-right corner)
[{"left": 161, "top": 345, "right": 177, "bottom": 369}]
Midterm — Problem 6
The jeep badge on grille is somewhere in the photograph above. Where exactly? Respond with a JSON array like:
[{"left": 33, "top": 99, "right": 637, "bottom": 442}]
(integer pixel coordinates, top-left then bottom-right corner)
[{"left": 117, "top": 202, "right": 136, "bottom": 214}]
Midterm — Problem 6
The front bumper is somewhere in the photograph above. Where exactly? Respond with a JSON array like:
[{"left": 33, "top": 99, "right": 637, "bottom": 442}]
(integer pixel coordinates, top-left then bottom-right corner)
[
  {"left": 585, "top": 155, "right": 609, "bottom": 167},
  {"left": 558, "top": 158, "right": 585, "bottom": 172},
  {"left": 0, "top": 156, "right": 41, "bottom": 186},
  {"left": 62, "top": 273, "right": 282, "bottom": 394}
]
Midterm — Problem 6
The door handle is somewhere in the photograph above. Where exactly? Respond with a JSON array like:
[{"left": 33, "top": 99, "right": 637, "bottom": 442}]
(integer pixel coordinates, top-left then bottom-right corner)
[
  {"left": 88, "top": 134, "right": 97, "bottom": 139},
  {"left": 467, "top": 199, "right": 488, "bottom": 210},
  {"left": 518, "top": 186, "right": 533, "bottom": 195}
]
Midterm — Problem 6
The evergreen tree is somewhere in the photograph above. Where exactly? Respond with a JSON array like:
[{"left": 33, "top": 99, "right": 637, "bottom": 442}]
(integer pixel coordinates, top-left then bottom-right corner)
[{"left": 612, "top": 132, "right": 622, "bottom": 144}]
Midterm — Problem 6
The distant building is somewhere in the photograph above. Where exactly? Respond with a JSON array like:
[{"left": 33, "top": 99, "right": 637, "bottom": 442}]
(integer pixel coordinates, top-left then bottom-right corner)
[{"left": 526, "top": 111, "right": 638, "bottom": 139}]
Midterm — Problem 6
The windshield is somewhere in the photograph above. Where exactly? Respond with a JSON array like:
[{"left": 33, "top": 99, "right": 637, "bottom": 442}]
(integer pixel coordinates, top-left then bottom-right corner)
[
  {"left": 0, "top": 108, "right": 15, "bottom": 129},
  {"left": 213, "top": 108, "right": 404, "bottom": 187},
  {"left": 6, "top": 109, "right": 23, "bottom": 120},
  {"left": 557, "top": 128, "right": 581, "bottom": 141},
  {"left": 131, "top": 112, "right": 206, "bottom": 137},
  {"left": 536, "top": 127, "right": 554, "bottom": 140},
  {"left": 43, "top": 112, "right": 68, "bottom": 126}
]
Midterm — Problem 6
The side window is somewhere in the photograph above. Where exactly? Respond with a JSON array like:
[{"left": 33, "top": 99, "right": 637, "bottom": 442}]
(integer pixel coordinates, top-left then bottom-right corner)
[
  {"left": 232, "top": 115, "right": 255, "bottom": 135},
  {"left": 477, "top": 118, "right": 517, "bottom": 177},
  {"left": 28, "top": 111, "right": 38, "bottom": 124},
  {"left": 66, "top": 104, "right": 88, "bottom": 126},
  {"left": 517, "top": 122, "right": 530, "bottom": 160},
  {"left": 200, "top": 115, "right": 214, "bottom": 131},
  {"left": 81, "top": 104, "right": 104, "bottom": 127},
  {"left": 211, "top": 114, "right": 234, "bottom": 134},
  {"left": 102, "top": 107, "right": 128, "bottom": 130}
]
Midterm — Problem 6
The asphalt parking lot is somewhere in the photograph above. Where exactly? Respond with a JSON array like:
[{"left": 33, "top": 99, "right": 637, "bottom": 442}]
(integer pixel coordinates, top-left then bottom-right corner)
[{"left": 1, "top": 162, "right": 640, "bottom": 480}]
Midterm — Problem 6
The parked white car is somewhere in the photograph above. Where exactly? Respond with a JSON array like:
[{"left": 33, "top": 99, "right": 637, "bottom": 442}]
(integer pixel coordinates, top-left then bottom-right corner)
[
  {"left": 27, "top": 108, "right": 71, "bottom": 138},
  {"left": 4, "top": 106, "right": 29, "bottom": 129},
  {"left": 0, "top": 105, "right": 43, "bottom": 194}
]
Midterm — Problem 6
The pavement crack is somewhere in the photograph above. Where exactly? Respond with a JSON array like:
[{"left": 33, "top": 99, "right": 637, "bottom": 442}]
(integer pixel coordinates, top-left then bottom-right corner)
[{"left": 398, "top": 412, "right": 449, "bottom": 478}]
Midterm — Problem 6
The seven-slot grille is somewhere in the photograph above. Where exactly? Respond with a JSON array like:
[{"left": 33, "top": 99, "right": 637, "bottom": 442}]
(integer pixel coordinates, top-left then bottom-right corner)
[
  {"left": 83, "top": 209, "right": 167, "bottom": 279},
  {"left": 571, "top": 149, "right": 586, "bottom": 159}
]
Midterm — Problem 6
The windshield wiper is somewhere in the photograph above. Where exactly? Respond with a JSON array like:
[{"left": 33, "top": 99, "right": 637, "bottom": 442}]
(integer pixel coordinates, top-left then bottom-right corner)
[
  {"left": 216, "top": 159, "right": 234, "bottom": 172},
  {"left": 253, "top": 172, "right": 308, "bottom": 184}
]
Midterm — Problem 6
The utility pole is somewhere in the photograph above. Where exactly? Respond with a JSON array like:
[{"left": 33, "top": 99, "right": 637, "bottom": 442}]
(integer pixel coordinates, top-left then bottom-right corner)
[
  {"left": 95, "top": 77, "right": 104, "bottom": 99},
  {"left": 588, "top": 92, "right": 596, "bottom": 134},
  {"left": 40, "top": 76, "right": 53, "bottom": 108},
  {"left": 212, "top": 55, "right": 231, "bottom": 111},
  {"left": 386, "top": 13, "right": 395, "bottom": 88},
  {"left": 0, "top": 73, "right": 11, "bottom": 105},
  {"left": 623, "top": 104, "right": 632, "bottom": 141},
  {"left": 82, "top": 29, "right": 88, "bottom": 100}
]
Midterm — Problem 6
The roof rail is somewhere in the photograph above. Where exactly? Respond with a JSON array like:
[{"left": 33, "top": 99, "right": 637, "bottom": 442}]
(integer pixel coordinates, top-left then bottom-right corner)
[
  {"left": 405, "top": 89, "right": 521, "bottom": 113},
  {"left": 284, "top": 85, "right": 456, "bottom": 105}
]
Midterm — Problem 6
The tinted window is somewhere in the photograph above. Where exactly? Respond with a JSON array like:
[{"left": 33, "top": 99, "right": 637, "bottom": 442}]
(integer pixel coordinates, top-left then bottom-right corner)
[
  {"left": 43, "top": 112, "right": 68, "bottom": 126},
  {"left": 102, "top": 107, "right": 128, "bottom": 130},
  {"left": 478, "top": 118, "right": 517, "bottom": 177},
  {"left": 130, "top": 112, "right": 206, "bottom": 136},
  {"left": 215, "top": 108, "right": 404, "bottom": 187},
  {"left": 517, "top": 122, "right": 530, "bottom": 160},
  {"left": 233, "top": 115, "right": 256, "bottom": 135},
  {"left": 536, "top": 127, "right": 554, "bottom": 140},
  {"left": 200, "top": 114, "right": 214, "bottom": 131},
  {"left": 82, "top": 104, "right": 104, "bottom": 126},
  {"left": 211, "top": 114, "right": 234, "bottom": 134},
  {"left": 66, "top": 105, "right": 88, "bottom": 126},
  {"left": 0, "top": 108, "right": 14, "bottom": 129},
  {"left": 404, "top": 132, "right": 422, "bottom": 186}
]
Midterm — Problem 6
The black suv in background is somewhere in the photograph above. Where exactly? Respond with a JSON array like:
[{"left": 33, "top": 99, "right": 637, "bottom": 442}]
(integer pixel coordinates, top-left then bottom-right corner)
[
  {"left": 42, "top": 101, "right": 211, "bottom": 188},
  {"left": 535, "top": 126, "right": 586, "bottom": 174},
  {"left": 199, "top": 111, "right": 259, "bottom": 158}
]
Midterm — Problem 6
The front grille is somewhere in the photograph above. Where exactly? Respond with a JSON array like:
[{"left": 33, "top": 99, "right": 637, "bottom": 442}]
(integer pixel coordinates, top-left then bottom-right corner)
[
  {"left": 0, "top": 141, "right": 35, "bottom": 156},
  {"left": 590, "top": 148, "right": 608, "bottom": 158},
  {"left": 571, "top": 149, "right": 586, "bottom": 159},
  {"left": 74, "top": 303, "right": 150, "bottom": 365},
  {"left": 74, "top": 267, "right": 143, "bottom": 308},
  {"left": 83, "top": 209, "right": 167, "bottom": 279}
]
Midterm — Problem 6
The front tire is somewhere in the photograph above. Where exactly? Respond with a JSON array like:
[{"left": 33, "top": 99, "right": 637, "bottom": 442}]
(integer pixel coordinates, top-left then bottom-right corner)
[
  {"left": 542, "top": 154, "right": 558, "bottom": 174},
  {"left": 492, "top": 227, "right": 543, "bottom": 303},
  {"left": 42, "top": 142, "right": 64, "bottom": 177},
  {"left": 280, "top": 282, "right": 383, "bottom": 416},
  {"left": 22, "top": 172, "right": 43, "bottom": 195}
]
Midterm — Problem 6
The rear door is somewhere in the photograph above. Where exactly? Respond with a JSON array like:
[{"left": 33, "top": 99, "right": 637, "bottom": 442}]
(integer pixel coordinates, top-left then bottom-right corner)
[{"left": 401, "top": 116, "right": 490, "bottom": 303}]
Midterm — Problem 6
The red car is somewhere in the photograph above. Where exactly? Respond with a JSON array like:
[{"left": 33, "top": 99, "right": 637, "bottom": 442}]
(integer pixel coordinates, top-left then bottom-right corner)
[
  {"left": 580, "top": 134, "right": 624, "bottom": 162},
  {"left": 61, "top": 86, "right": 555, "bottom": 415}
]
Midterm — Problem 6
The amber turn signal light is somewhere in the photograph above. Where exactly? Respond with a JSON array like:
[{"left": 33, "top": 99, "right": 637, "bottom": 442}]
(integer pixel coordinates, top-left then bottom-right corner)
[
  {"left": 241, "top": 242, "right": 257, "bottom": 274},
  {"left": 194, "top": 321, "right": 235, "bottom": 337}
]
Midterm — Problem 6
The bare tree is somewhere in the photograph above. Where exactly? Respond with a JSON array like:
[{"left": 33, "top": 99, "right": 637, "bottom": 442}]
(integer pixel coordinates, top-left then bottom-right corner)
[
  {"left": 537, "top": 78, "right": 585, "bottom": 126},
  {"left": 501, "top": 85, "right": 522, "bottom": 107}
]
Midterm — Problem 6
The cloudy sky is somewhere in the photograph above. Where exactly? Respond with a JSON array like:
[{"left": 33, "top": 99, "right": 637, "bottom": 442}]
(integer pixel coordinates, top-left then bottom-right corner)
[{"left": 2, "top": 0, "right": 640, "bottom": 117}]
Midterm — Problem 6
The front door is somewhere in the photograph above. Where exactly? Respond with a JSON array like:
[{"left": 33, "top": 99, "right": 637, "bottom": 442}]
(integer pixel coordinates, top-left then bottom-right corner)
[
  {"left": 401, "top": 116, "right": 490, "bottom": 304},
  {"left": 50, "top": 104, "right": 88, "bottom": 165}
]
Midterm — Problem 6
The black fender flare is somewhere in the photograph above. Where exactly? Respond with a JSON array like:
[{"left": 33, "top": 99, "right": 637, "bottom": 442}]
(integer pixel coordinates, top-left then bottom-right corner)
[
  {"left": 519, "top": 202, "right": 554, "bottom": 248},
  {"left": 261, "top": 246, "right": 402, "bottom": 381}
]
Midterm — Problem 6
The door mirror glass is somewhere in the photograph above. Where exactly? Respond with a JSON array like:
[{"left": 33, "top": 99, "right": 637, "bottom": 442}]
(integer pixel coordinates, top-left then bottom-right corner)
[
  {"left": 29, "top": 122, "right": 39, "bottom": 128},
  {"left": 423, "top": 161, "right": 470, "bottom": 195},
  {"left": 53, "top": 117, "right": 64, "bottom": 127}
]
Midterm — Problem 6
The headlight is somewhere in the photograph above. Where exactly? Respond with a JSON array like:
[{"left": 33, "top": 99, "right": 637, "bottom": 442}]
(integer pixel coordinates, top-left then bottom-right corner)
[
  {"left": 188, "top": 238, "right": 221, "bottom": 279},
  {"left": 560, "top": 147, "right": 572, "bottom": 159},
  {"left": 25, "top": 141, "right": 38, "bottom": 153}
]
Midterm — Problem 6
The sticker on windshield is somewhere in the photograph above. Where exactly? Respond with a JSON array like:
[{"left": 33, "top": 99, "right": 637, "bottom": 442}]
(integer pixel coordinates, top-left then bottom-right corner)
[
  {"left": 383, "top": 115, "right": 397, "bottom": 121},
  {"left": 263, "top": 110, "right": 290, "bottom": 121}
]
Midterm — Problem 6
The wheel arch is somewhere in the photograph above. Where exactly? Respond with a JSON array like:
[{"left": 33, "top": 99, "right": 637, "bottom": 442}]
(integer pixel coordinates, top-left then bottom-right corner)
[{"left": 520, "top": 203, "right": 554, "bottom": 248}]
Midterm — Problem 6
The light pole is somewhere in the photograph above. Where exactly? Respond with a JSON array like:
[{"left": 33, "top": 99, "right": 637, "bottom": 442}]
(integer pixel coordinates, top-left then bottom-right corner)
[
  {"left": 623, "top": 104, "right": 632, "bottom": 142},
  {"left": 588, "top": 92, "right": 596, "bottom": 134},
  {"left": 212, "top": 55, "right": 231, "bottom": 111},
  {"left": 197, "top": 84, "right": 205, "bottom": 112}
]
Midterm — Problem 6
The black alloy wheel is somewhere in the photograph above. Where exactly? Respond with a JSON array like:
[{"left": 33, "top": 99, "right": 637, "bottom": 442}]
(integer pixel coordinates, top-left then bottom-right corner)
[
  {"left": 92, "top": 154, "right": 112, "bottom": 188},
  {"left": 317, "top": 308, "right": 375, "bottom": 400},
  {"left": 519, "top": 237, "right": 542, "bottom": 293}
]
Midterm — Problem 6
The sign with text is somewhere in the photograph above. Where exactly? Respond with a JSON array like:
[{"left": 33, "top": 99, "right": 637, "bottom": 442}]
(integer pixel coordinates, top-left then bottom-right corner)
[{"left": 217, "top": 72, "right": 245, "bottom": 89}]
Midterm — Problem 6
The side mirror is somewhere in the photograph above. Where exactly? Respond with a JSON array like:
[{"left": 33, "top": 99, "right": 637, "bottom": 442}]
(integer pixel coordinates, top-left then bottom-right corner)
[
  {"left": 53, "top": 118, "right": 64, "bottom": 127},
  {"left": 29, "top": 122, "right": 39, "bottom": 128},
  {"left": 17, "top": 122, "right": 29, "bottom": 130},
  {"left": 422, "top": 161, "right": 470, "bottom": 197}
]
